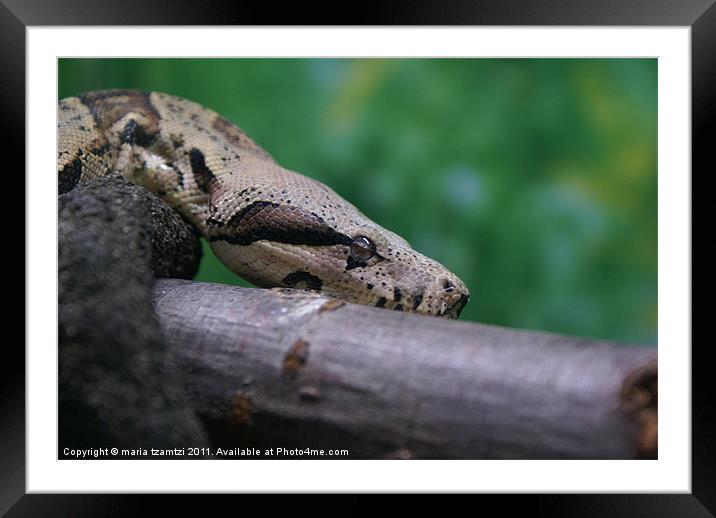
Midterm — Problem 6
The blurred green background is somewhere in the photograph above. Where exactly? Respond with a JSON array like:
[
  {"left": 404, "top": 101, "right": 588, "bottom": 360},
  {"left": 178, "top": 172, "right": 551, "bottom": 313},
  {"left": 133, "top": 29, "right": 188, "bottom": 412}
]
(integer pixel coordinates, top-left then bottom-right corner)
[{"left": 59, "top": 58, "right": 657, "bottom": 345}]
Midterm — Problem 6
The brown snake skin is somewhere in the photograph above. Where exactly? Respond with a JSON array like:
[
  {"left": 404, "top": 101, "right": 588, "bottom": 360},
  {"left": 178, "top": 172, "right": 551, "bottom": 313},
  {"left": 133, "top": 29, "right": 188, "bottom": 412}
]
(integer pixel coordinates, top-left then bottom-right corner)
[{"left": 58, "top": 89, "right": 469, "bottom": 318}]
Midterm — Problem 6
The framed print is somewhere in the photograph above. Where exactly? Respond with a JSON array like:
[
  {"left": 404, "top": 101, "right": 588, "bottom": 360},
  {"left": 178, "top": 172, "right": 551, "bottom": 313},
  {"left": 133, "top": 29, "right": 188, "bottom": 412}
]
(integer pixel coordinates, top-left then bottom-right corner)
[{"left": 6, "top": 0, "right": 708, "bottom": 512}]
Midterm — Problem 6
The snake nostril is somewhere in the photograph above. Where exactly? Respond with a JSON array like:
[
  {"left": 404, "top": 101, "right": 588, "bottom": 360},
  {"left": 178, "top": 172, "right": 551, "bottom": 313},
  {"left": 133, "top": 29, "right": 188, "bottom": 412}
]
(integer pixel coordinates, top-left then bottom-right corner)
[{"left": 441, "top": 278, "right": 455, "bottom": 293}]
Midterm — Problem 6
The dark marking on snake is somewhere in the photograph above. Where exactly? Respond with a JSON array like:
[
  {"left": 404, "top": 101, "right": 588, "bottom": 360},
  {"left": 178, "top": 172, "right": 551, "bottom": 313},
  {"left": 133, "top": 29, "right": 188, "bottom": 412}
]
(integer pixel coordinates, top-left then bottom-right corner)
[
  {"left": 189, "top": 147, "right": 217, "bottom": 194},
  {"left": 282, "top": 271, "right": 323, "bottom": 291},
  {"left": 58, "top": 142, "right": 111, "bottom": 194},
  {"left": 394, "top": 304, "right": 404, "bottom": 312},
  {"left": 78, "top": 90, "right": 161, "bottom": 139},
  {"left": 393, "top": 287, "right": 402, "bottom": 302},
  {"left": 212, "top": 115, "right": 274, "bottom": 162},
  {"left": 375, "top": 297, "right": 387, "bottom": 308},
  {"left": 210, "top": 201, "right": 354, "bottom": 247},
  {"left": 58, "top": 157, "right": 83, "bottom": 195},
  {"left": 170, "top": 133, "right": 184, "bottom": 149},
  {"left": 206, "top": 214, "right": 224, "bottom": 228},
  {"left": 225, "top": 200, "right": 278, "bottom": 225},
  {"left": 90, "top": 142, "right": 111, "bottom": 157},
  {"left": 412, "top": 293, "right": 423, "bottom": 311},
  {"left": 212, "top": 115, "right": 245, "bottom": 146},
  {"left": 120, "top": 119, "right": 156, "bottom": 147}
]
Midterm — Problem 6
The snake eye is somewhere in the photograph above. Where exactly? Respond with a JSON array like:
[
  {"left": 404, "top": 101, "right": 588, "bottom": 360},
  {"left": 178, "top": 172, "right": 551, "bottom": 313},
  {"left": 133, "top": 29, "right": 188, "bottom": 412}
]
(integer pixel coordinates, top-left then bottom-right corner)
[{"left": 350, "top": 236, "right": 377, "bottom": 262}]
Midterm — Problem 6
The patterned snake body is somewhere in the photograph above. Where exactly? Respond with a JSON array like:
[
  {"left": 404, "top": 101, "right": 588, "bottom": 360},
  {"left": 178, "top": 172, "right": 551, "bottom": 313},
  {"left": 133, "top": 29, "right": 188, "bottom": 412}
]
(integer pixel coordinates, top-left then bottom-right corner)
[{"left": 58, "top": 90, "right": 469, "bottom": 318}]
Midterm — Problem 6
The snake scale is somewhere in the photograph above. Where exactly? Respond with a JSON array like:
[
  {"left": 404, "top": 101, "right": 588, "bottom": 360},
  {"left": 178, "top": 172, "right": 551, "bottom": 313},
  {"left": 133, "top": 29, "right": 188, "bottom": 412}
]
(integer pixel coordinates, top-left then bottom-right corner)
[{"left": 58, "top": 89, "right": 469, "bottom": 318}]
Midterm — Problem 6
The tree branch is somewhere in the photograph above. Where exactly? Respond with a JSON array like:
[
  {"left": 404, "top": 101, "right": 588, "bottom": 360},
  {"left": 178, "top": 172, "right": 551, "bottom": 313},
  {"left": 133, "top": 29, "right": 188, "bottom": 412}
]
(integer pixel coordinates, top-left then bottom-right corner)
[{"left": 153, "top": 279, "right": 657, "bottom": 459}]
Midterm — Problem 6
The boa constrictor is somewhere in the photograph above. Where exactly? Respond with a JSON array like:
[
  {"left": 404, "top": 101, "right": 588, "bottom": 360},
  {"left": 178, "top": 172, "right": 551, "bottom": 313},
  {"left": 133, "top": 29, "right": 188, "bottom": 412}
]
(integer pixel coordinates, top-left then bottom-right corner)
[{"left": 58, "top": 89, "right": 469, "bottom": 318}]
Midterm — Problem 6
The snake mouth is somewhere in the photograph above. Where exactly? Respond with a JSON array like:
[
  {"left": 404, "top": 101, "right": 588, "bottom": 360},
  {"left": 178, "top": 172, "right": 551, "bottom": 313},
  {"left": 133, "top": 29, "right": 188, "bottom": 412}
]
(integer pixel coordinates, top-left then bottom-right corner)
[{"left": 446, "top": 293, "right": 470, "bottom": 319}]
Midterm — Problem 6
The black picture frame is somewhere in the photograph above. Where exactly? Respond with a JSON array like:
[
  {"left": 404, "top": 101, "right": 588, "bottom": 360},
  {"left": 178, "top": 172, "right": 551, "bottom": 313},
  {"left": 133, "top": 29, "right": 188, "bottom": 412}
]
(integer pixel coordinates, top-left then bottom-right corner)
[{"left": 5, "top": 0, "right": 707, "bottom": 512}]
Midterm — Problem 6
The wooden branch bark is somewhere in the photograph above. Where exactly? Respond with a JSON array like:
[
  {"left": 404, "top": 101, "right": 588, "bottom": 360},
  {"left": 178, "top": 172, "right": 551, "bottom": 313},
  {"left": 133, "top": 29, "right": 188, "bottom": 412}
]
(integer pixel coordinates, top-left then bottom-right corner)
[{"left": 153, "top": 279, "right": 657, "bottom": 459}]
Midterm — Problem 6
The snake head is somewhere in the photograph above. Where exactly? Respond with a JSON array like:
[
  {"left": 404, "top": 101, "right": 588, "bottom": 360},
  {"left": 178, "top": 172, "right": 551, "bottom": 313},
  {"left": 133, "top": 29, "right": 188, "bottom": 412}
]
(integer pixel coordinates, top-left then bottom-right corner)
[{"left": 206, "top": 167, "right": 470, "bottom": 319}]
